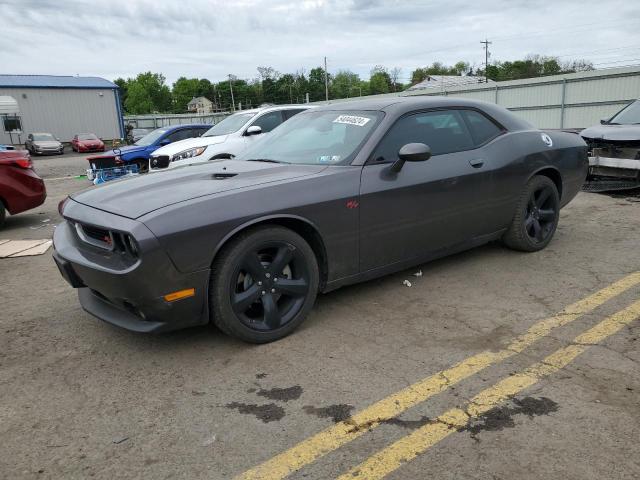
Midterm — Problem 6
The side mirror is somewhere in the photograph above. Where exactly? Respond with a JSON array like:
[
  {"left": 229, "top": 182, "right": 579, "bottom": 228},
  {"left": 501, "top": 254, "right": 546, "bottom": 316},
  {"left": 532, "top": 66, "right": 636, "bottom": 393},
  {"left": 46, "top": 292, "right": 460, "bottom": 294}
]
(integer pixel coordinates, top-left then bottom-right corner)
[
  {"left": 390, "top": 143, "right": 432, "bottom": 173},
  {"left": 245, "top": 125, "right": 262, "bottom": 136},
  {"left": 159, "top": 138, "right": 171, "bottom": 146},
  {"left": 600, "top": 118, "right": 609, "bottom": 125}
]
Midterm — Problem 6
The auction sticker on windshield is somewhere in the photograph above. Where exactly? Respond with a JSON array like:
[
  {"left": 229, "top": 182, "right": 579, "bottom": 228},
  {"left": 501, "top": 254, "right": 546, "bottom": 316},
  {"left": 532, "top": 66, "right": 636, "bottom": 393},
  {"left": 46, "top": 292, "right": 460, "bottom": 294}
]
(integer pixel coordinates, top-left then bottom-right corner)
[{"left": 333, "top": 115, "right": 371, "bottom": 127}]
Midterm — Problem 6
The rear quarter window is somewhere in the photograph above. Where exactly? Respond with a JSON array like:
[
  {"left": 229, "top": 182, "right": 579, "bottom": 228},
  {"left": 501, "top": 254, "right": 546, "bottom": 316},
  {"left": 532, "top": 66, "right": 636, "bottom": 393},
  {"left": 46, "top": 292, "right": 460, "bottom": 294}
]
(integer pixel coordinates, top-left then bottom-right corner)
[{"left": 462, "top": 110, "right": 504, "bottom": 146}]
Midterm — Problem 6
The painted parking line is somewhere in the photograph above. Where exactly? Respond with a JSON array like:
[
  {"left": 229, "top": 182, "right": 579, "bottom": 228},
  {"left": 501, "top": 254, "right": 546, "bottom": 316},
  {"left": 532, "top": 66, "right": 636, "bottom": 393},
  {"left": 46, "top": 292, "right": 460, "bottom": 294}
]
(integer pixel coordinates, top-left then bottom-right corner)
[
  {"left": 236, "top": 272, "right": 640, "bottom": 480},
  {"left": 336, "top": 298, "right": 640, "bottom": 480}
]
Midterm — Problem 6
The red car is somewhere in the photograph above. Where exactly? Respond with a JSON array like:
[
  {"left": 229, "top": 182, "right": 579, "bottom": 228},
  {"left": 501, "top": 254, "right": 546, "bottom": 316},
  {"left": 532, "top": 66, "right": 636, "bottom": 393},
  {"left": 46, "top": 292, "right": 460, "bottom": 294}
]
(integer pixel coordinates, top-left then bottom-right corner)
[
  {"left": 0, "top": 149, "right": 47, "bottom": 228},
  {"left": 71, "top": 133, "right": 105, "bottom": 153}
]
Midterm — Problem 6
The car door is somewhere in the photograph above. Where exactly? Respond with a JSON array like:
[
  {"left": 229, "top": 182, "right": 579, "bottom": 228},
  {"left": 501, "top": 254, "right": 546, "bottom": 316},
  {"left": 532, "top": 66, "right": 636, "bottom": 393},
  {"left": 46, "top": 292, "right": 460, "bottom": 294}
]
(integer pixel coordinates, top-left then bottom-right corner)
[
  {"left": 457, "top": 109, "right": 509, "bottom": 235},
  {"left": 358, "top": 109, "right": 492, "bottom": 272}
]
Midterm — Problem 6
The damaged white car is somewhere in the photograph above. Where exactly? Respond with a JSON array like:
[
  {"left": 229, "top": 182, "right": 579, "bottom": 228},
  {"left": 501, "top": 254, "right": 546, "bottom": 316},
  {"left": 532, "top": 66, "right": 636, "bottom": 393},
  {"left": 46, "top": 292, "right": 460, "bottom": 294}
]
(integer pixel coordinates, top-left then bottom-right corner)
[{"left": 582, "top": 100, "right": 640, "bottom": 191}]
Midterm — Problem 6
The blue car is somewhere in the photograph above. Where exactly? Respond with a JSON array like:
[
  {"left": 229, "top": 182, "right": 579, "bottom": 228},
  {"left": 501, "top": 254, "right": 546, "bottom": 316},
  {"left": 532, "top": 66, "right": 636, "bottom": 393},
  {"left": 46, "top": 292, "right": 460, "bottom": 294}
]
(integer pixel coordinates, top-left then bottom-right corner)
[{"left": 88, "top": 124, "right": 210, "bottom": 172}]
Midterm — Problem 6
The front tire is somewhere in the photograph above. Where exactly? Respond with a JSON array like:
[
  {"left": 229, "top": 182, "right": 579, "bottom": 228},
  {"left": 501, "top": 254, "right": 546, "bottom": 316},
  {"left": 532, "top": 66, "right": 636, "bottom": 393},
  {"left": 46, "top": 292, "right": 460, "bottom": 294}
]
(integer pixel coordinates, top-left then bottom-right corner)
[
  {"left": 503, "top": 175, "right": 560, "bottom": 252},
  {"left": 210, "top": 226, "right": 319, "bottom": 343}
]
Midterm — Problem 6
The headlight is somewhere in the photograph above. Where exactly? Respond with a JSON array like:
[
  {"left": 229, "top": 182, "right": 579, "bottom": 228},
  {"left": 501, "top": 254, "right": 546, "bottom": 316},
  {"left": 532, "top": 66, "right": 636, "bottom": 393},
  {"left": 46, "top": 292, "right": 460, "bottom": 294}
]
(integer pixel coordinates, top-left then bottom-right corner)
[{"left": 171, "top": 146, "right": 206, "bottom": 162}]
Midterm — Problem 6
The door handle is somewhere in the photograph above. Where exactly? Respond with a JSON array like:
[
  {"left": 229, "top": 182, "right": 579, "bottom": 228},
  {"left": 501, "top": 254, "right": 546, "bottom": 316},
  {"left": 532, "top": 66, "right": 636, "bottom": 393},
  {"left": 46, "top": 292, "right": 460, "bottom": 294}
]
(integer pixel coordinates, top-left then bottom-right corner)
[{"left": 469, "top": 158, "right": 485, "bottom": 168}]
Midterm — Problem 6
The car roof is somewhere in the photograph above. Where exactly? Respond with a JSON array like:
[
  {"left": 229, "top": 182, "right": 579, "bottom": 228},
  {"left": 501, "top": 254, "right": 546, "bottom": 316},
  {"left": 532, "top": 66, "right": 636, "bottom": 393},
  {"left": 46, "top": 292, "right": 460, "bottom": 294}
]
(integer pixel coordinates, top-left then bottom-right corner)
[
  {"left": 311, "top": 96, "right": 533, "bottom": 131},
  {"left": 160, "top": 124, "right": 210, "bottom": 131},
  {"left": 230, "top": 104, "right": 315, "bottom": 115}
]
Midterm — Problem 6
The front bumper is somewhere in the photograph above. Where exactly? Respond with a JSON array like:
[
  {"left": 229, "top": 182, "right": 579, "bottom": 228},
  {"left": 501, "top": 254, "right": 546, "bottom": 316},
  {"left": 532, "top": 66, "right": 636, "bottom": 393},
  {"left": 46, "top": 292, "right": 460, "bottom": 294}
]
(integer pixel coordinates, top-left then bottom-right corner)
[
  {"left": 52, "top": 201, "right": 210, "bottom": 333},
  {"left": 589, "top": 156, "right": 640, "bottom": 171}
]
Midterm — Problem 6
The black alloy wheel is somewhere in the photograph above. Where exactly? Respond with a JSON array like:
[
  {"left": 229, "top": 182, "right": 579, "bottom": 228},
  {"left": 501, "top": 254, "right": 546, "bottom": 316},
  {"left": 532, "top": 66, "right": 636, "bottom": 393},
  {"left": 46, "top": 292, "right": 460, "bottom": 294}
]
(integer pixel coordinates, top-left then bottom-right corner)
[
  {"left": 232, "top": 241, "right": 310, "bottom": 331},
  {"left": 524, "top": 183, "right": 557, "bottom": 244},
  {"left": 210, "top": 226, "right": 319, "bottom": 343},
  {"left": 503, "top": 175, "right": 560, "bottom": 252}
]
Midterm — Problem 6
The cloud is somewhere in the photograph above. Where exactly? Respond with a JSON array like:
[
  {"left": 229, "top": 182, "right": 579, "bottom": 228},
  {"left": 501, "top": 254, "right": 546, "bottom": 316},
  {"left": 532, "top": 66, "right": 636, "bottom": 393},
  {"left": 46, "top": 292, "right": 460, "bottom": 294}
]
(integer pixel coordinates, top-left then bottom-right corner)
[{"left": 1, "top": 0, "right": 639, "bottom": 85}]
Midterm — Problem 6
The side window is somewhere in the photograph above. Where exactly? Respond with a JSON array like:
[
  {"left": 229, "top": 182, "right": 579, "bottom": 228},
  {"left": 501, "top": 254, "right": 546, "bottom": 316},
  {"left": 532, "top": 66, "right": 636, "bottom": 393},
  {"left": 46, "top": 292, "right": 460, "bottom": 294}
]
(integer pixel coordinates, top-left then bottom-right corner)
[
  {"left": 165, "top": 128, "right": 193, "bottom": 143},
  {"left": 282, "top": 109, "right": 306, "bottom": 121},
  {"left": 250, "top": 111, "right": 284, "bottom": 133},
  {"left": 371, "top": 110, "right": 474, "bottom": 163},
  {"left": 462, "top": 110, "right": 503, "bottom": 146}
]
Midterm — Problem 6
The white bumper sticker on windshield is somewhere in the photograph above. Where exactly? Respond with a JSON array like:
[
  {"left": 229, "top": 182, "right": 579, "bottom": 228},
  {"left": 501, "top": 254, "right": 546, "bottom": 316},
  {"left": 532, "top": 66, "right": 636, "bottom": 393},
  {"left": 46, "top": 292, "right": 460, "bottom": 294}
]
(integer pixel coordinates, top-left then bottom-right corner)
[{"left": 333, "top": 115, "right": 371, "bottom": 127}]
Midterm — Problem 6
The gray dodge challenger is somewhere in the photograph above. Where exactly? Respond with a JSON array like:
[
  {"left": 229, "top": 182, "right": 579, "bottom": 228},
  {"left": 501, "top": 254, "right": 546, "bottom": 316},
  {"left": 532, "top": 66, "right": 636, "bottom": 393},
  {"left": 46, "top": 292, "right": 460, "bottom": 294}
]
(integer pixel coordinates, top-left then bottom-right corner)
[{"left": 53, "top": 97, "right": 588, "bottom": 343}]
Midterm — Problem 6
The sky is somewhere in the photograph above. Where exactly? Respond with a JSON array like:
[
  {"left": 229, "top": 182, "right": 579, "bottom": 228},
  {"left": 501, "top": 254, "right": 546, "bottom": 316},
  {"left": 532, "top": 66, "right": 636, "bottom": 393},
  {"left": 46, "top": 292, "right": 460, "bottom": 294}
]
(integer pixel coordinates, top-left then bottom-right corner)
[{"left": 2, "top": 0, "right": 640, "bottom": 86}]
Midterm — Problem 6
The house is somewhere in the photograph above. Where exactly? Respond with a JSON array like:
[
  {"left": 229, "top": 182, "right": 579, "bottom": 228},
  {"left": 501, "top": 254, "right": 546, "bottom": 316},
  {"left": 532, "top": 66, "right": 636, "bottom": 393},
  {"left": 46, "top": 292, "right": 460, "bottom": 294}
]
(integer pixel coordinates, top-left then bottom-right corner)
[{"left": 187, "top": 96, "right": 214, "bottom": 114}]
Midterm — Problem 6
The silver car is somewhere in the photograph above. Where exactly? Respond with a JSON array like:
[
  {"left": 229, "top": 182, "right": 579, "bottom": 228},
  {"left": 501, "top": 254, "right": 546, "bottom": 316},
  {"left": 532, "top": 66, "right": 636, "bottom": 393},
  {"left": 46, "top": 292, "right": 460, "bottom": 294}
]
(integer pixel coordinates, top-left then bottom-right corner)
[{"left": 25, "top": 133, "right": 64, "bottom": 155}]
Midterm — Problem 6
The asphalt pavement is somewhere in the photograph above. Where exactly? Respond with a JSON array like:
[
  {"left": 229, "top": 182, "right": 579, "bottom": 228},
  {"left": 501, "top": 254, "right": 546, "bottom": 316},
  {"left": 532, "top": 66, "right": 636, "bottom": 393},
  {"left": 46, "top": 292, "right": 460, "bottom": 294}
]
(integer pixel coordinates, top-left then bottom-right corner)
[{"left": 0, "top": 153, "right": 639, "bottom": 479}]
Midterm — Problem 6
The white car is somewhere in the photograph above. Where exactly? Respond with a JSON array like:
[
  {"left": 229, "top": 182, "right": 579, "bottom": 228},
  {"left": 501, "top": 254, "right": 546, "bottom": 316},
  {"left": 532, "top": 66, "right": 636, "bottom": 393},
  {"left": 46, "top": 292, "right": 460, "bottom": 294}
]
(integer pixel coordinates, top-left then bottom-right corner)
[{"left": 148, "top": 105, "right": 311, "bottom": 171}]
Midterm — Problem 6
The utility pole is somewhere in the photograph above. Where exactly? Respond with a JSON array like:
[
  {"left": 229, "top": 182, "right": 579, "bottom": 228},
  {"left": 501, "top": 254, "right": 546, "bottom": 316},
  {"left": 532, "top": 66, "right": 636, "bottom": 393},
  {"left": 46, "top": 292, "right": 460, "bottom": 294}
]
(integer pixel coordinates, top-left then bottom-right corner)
[
  {"left": 480, "top": 39, "right": 492, "bottom": 83},
  {"left": 324, "top": 56, "right": 329, "bottom": 102},
  {"left": 228, "top": 74, "right": 235, "bottom": 111}
]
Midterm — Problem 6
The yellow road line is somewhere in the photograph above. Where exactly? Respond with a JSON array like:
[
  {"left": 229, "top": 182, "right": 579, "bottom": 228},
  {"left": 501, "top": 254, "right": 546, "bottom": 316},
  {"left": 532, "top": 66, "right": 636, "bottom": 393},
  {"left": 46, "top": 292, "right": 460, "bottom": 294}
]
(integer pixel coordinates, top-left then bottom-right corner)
[
  {"left": 236, "top": 272, "right": 640, "bottom": 480},
  {"left": 337, "top": 299, "right": 640, "bottom": 480}
]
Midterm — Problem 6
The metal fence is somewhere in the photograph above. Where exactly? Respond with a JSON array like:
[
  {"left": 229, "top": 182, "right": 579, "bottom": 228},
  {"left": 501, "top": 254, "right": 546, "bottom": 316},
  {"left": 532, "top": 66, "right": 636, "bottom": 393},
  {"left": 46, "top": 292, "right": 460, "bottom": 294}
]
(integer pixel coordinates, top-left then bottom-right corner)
[
  {"left": 315, "top": 65, "right": 640, "bottom": 129},
  {"left": 124, "top": 112, "right": 230, "bottom": 129}
]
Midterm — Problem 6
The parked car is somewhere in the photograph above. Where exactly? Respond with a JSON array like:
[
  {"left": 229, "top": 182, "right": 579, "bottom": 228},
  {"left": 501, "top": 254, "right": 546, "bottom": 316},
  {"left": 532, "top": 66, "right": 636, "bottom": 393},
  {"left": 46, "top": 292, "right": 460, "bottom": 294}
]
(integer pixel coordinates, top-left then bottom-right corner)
[
  {"left": 131, "top": 128, "right": 151, "bottom": 143},
  {"left": 25, "top": 133, "right": 64, "bottom": 155},
  {"left": 86, "top": 124, "right": 210, "bottom": 173},
  {"left": 148, "top": 105, "right": 311, "bottom": 172},
  {"left": 53, "top": 97, "right": 587, "bottom": 343},
  {"left": 71, "top": 133, "right": 105, "bottom": 153},
  {"left": 0, "top": 149, "right": 46, "bottom": 228},
  {"left": 581, "top": 99, "right": 640, "bottom": 191},
  {"left": 0, "top": 144, "right": 16, "bottom": 151}
]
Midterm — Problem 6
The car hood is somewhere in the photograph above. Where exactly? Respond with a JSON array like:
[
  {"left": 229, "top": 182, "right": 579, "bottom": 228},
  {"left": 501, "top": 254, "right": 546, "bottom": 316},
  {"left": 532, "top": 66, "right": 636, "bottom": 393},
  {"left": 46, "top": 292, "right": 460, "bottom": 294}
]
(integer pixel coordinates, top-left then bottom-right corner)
[
  {"left": 34, "top": 140, "right": 62, "bottom": 148},
  {"left": 581, "top": 124, "right": 640, "bottom": 142},
  {"left": 79, "top": 139, "right": 102, "bottom": 145},
  {"left": 70, "top": 159, "right": 327, "bottom": 219},
  {"left": 151, "top": 135, "right": 229, "bottom": 157},
  {"left": 101, "top": 145, "right": 147, "bottom": 157}
]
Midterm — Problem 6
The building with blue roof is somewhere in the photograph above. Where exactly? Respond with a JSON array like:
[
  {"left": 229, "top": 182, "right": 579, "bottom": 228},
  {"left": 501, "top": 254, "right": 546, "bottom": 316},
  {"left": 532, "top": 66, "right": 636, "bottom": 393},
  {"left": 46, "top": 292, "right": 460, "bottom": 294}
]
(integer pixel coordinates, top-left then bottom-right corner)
[{"left": 0, "top": 75, "right": 124, "bottom": 145}]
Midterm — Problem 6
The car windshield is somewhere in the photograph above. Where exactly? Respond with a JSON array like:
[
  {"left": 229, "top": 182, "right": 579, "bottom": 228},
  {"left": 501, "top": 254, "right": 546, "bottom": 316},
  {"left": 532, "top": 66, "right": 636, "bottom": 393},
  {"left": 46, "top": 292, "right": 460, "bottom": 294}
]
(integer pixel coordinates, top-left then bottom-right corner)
[
  {"left": 134, "top": 127, "right": 169, "bottom": 146},
  {"left": 608, "top": 100, "right": 640, "bottom": 124},
  {"left": 203, "top": 112, "right": 254, "bottom": 136},
  {"left": 236, "top": 110, "right": 383, "bottom": 165},
  {"left": 78, "top": 133, "right": 98, "bottom": 140},
  {"left": 33, "top": 133, "right": 55, "bottom": 141}
]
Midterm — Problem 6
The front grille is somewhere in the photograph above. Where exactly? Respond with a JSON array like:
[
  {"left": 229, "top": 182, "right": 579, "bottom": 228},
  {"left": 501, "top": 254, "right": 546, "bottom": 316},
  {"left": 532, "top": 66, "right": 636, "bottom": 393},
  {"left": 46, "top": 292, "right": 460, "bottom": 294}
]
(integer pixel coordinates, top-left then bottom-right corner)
[
  {"left": 151, "top": 155, "right": 170, "bottom": 169},
  {"left": 74, "top": 222, "right": 139, "bottom": 257},
  {"left": 75, "top": 222, "right": 113, "bottom": 250}
]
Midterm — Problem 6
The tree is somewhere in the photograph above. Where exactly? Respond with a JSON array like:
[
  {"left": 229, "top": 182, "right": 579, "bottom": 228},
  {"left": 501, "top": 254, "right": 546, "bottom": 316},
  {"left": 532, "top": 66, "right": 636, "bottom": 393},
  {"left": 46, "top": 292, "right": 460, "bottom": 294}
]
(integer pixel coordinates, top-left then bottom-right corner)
[
  {"left": 389, "top": 67, "right": 402, "bottom": 92},
  {"left": 369, "top": 65, "right": 391, "bottom": 94},
  {"left": 123, "top": 72, "right": 172, "bottom": 114},
  {"left": 172, "top": 77, "right": 201, "bottom": 113},
  {"left": 331, "top": 70, "right": 360, "bottom": 99},
  {"left": 479, "top": 55, "right": 593, "bottom": 81},
  {"left": 308, "top": 67, "right": 328, "bottom": 101},
  {"left": 113, "top": 77, "right": 128, "bottom": 112}
]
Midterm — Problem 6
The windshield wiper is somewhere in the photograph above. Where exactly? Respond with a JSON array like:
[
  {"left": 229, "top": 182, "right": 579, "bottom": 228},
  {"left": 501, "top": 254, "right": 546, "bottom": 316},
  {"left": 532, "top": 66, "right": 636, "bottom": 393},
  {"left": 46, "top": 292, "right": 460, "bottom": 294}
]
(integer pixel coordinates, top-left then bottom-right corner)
[{"left": 246, "top": 158, "right": 290, "bottom": 164}]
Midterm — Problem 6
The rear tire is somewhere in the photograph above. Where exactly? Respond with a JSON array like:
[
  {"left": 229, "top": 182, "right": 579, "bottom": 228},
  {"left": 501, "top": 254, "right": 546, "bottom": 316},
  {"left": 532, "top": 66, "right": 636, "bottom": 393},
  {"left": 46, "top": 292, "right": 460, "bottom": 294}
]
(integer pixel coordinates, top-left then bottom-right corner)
[
  {"left": 0, "top": 202, "right": 6, "bottom": 229},
  {"left": 210, "top": 226, "right": 319, "bottom": 343},
  {"left": 503, "top": 175, "right": 560, "bottom": 252}
]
